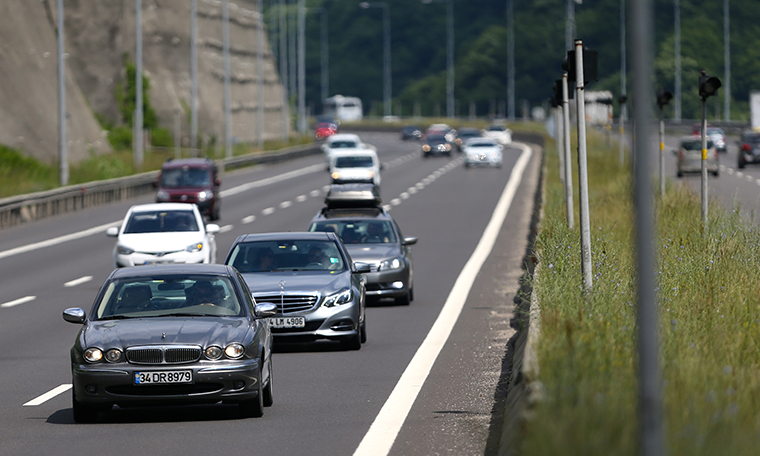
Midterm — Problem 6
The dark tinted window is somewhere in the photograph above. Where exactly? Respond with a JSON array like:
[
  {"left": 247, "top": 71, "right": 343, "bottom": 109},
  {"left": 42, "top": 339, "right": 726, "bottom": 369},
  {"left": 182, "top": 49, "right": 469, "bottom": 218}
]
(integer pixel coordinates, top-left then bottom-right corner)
[
  {"left": 161, "top": 167, "right": 211, "bottom": 188},
  {"left": 335, "top": 156, "right": 374, "bottom": 168},
  {"left": 227, "top": 240, "right": 346, "bottom": 272},
  {"left": 124, "top": 210, "right": 199, "bottom": 233},
  {"left": 310, "top": 220, "right": 397, "bottom": 245}
]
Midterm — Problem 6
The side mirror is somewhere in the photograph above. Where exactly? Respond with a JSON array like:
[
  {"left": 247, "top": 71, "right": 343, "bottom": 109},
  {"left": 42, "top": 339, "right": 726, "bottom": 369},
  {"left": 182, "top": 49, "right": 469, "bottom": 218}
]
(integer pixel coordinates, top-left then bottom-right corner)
[
  {"left": 206, "top": 223, "right": 221, "bottom": 234},
  {"left": 402, "top": 237, "right": 418, "bottom": 246},
  {"left": 106, "top": 226, "right": 120, "bottom": 237},
  {"left": 63, "top": 307, "right": 87, "bottom": 324},
  {"left": 353, "top": 262, "right": 371, "bottom": 273},
  {"left": 255, "top": 302, "right": 277, "bottom": 318},
  {"left": 215, "top": 177, "right": 222, "bottom": 186}
]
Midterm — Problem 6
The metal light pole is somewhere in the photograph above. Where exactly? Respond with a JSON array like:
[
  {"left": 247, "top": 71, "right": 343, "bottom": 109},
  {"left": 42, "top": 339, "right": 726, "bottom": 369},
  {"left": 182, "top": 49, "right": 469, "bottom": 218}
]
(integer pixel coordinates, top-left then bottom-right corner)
[
  {"left": 57, "top": 0, "right": 68, "bottom": 186},
  {"left": 360, "top": 2, "right": 391, "bottom": 118},
  {"left": 657, "top": 89, "right": 673, "bottom": 197},
  {"left": 223, "top": 0, "right": 232, "bottom": 158},
  {"left": 562, "top": 73, "right": 574, "bottom": 231},
  {"left": 573, "top": 40, "right": 592, "bottom": 291},
  {"left": 289, "top": 0, "right": 296, "bottom": 105},
  {"left": 422, "top": 0, "right": 454, "bottom": 118},
  {"left": 297, "top": 0, "right": 306, "bottom": 133},
  {"left": 699, "top": 70, "right": 722, "bottom": 227},
  {"left": 320, "top": 8, "right": 329, "bottom": 104},
  {"left": 620, "top": 0, "right": 627, "bottom": 165},
  {"left": 191, "top": 0, "right": 198, "bottom": 154},
  {"left": 134, "top": 0, "right": 144, "bottom": 170},
  {"left": 674, "top": 0, "right": 681, "bottom": 121},
  {"left": 279, "top": 0, "right": 289, "bottom": 140},
  {"left": 507, "top": 0, "right": 515, "bottom": 120},
  {"left": 724, "top": 0, "right": 731, "bottom": 121},
  {"left": 566, "top": 0, "right": 575, "bottom": 51},
  {"left": 257, "top": 0, "right": 264, "bottom": 149},
  {"left": 631, "top": 0, "right": 663, "bottom": 453}
]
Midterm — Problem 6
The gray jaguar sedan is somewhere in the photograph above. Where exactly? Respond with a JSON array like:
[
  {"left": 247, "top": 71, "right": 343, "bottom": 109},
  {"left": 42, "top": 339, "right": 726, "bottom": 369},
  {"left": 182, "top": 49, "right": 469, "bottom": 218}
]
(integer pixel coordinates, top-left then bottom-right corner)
[
  {"left": 62, "top": 264, "right": 276, "bottom": 423},
  {"left": 225, "top": 232, "right": 368, "bottom": 350}
]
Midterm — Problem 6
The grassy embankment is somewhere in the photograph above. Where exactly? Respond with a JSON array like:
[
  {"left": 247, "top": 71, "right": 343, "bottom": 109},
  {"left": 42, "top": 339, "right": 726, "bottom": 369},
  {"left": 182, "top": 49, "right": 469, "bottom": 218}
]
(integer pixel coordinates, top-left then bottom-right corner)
[
  {"left": 519, "top": 129, "right": 760, "bottom": 455},
  {"left": 0, "top": 136, "right": 312, "bottom": 199}
]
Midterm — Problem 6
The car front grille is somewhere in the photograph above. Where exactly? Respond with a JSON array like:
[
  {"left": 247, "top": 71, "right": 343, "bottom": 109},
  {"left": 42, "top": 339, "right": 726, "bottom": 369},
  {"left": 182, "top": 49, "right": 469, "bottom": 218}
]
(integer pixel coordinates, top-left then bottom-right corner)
[
  {"left": 126, "top": 346, "right": 202, "bottom": 365},
  {"left": 254, "top": 293, "right": 319, "bottom": 315}
]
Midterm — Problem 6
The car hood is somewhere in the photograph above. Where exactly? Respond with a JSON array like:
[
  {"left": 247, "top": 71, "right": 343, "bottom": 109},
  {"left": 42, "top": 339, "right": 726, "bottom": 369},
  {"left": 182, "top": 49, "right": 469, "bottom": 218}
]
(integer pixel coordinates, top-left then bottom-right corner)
[
  {"left": 345, "top": 244, "right": 402, "bottom": 264},
  {"left": 241, "top": 270, "right": 349, "bottom": 294},
  {"left": 466, "top": 147, "right": 501, "bottom": 156},
  {"left": 119, "top": 232, "right": 207, "bottom": 252},
  {"left": 84, "top": 317, "right": 249, "bottom": 348}
]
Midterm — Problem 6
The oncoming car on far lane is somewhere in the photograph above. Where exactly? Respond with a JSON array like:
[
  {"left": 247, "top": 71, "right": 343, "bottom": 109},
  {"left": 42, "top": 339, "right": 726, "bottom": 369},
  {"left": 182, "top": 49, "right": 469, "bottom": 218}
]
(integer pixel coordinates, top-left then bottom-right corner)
[
  {"left": 62, "top": 264, "right": 277, "bottom": 422},
  {"left": 462, "top": 137, "right": 503, "bottom": 168},
  {"left": 106, "top": 203, "right": 219, "bottom": 268},
  {"left": 225, "top": 231, "right": 369, "bottom": 350},
  {"left": 738, "top": 131, "right": 760, "bottom": 169},
  {"left": 309, "top": 185, "right": 417, "bottom": 305}
]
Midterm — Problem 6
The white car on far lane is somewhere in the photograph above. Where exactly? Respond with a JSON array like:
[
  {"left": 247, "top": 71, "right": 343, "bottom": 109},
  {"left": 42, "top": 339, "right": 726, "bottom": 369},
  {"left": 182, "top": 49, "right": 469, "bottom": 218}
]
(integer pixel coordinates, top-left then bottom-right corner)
[
  {"left": 106, "top": 203, "right": 219, "bottom": 268},
  {"left": 481, "top": 123, "right": 512, "bottom": 145},
  {"left": 320, "top": 133, "right": 374, "bottom": 169},
  {"left": 463, "top": 137, "right": 503, "bottom": 168}
]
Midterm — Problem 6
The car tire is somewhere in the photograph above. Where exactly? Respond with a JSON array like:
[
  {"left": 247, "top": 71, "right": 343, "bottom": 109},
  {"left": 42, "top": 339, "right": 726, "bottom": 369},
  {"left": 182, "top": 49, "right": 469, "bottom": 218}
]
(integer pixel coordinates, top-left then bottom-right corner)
[
  {"left": 262, "top": 357, "right": 274, "bottom": 407},
  {"left": 409, "top": 286, "right": 414, "bottom": 302},
  {"left": 341, "top": 331, "right": 362, "bottom": 351},
  {"left": 676, "top": 170, "right": 683, "bottom": 178},
  {"left": 464, "top": 162, "right": 470, "bottom": 168},
  {"left": 713, "top": 170, "right": 719, "bottom": 177},
  {"left": 72, "top": 390, "right": 99, "bottom": 424},
  {"left": 360, "top": 319, "right": 367, "bottom": 344},
  {"left": 239, "top": 378, "right": 264, "bottom": 418},
  {"left": 395, "top": 290, "right": 411, "bottom": 306},
  {"left": 739, "top": 160, "right": 745, "bottom": 169}
]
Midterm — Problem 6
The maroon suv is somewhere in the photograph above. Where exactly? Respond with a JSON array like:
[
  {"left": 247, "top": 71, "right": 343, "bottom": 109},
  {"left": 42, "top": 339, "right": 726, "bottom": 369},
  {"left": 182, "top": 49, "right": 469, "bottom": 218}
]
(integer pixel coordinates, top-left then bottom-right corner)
[{"left": 155, "top": 158, "right": 221, "bottom": 220}]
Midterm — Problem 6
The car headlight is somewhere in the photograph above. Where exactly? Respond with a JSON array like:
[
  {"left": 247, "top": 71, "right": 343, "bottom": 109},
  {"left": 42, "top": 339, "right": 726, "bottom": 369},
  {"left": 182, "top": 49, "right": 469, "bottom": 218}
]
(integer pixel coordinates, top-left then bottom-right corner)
[
  {"left": 156, "top": 190, "right": 169, "bottom": 201},
  {"left": 444, "top": 144, "right": 452, "bottom": 151},
  {"left": 84, "top": 348, "right": 103, "bottom": 363},
  {"left": 422, "top": 145, "right": 431, "bottom": 152},
  {"left": 323, "top": 288, "right": 353, "bottom": 308},
  {"left": 197, "top": 190, "right": 211, "bottom": 202},
  {"left": 205, "top": 346, "right": 223, "bottom": 360},
  {"left": 225, "top": 343, "right": 245, "bottom": 359},
  {"left": 368, "top": 171, "right": 375, "bottom": 178},
  {"left": 332, "top": 172, "right": 342, "bottom": 180},
  {"left": 378, "top": 257, "right": 404, "bottom": 271},
  {"left": 105, "top": 349, "right": 123, "bottom": 363},
  {"left": 186, "top": 242, "right": 203, "bottom": 253},
  {"left": 117, "top": 245, "right": 134, "bottom": 255}
]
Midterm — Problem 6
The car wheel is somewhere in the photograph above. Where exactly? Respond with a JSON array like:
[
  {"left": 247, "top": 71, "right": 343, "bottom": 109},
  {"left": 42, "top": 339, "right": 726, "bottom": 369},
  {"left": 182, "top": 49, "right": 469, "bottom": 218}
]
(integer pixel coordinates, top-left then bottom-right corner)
[
  {"left": 262, "top": 357, "right": 274, "bottom": 407},
  {"left": 713, "top": 169, "right": 719, "bottom": 177},
  {"left": 239, "top": 371, "right": 264, "bottom": 418},
  {"left": 676, "top": 170, "right": 683, "bottom": 178},
  {"left": 360, "top": 319, "right": 367, "bottom": 344},
  {"left": 341, "top": 331, "right": 362, "bottom": 351},
  {"left": 464, "top": 162, "right": 470, "bottom": 168},
  {"left": 409, "top": 286, "right": 414, "bottom": 302},
  {"left": 395, "top": 290, "right": 411, "bottom": 306},
  {"left": 739, "top": 160, "right": 745, "bottom": 169},
  {"left": 72, "top": 390, "right": 99, "bottom": 423}
]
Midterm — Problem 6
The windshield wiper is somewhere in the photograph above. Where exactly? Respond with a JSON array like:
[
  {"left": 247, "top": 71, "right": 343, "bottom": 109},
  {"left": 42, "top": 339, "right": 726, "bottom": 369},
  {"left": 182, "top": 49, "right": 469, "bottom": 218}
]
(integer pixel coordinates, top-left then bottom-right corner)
[
  {"left": 163, "top": 312, "right": 217, "bottom": 317},
  {"left": 98, "top": 315, "right": 137, "bottom": 321}
]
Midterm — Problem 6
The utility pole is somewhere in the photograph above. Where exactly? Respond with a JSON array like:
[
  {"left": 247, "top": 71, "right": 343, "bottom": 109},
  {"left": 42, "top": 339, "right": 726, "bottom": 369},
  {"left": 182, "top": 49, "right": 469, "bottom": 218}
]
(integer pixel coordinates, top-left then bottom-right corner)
[
  {"left": 223, "top": 0, "right": 232, "bottom": 158},
  {"left": 360, "top": 3, "right": 391, "bottom": 118},
  {"left": 572, "top": 40, "right": 592, "bottom": 291},
  {"left": 191, "top": 0, "right": 198, "bottom": 155},
  {"left": 279, "top": 0, "right": 289, "bottom": 140},
  {"left": 620, "top": 0, "right": 627, "bottom": 165},
  {"left": 562, "top": 73, "right": 574, "bottom": 231},
  {"left": 297, "top": 0, "right": 306, "bottom": 133},
  {"left": 257, "top": 0, "right": 264, "bottom": 149},
  {"left": 507, "top": 0, "right": 515, "bottom": 120},
  {"left": 674, "top": 0, "right": 681, "bottom": 121},
  {"left": 134, "top": 0, "right": 144, "bottom": 170},
  {"left": 724, "top": 0, "right": 731, "bottom": 121},
  {"left": 57, "top": 0, "right": 68, "bottom": 186}
]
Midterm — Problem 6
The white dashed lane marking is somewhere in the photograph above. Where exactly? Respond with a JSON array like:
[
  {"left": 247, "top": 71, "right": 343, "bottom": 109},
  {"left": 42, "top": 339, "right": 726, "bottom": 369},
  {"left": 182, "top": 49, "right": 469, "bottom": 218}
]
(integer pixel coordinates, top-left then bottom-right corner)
[
  {"left": 1, "top": 296, "right": 36, "bottom": 308},
  {"left": 280, "top": 201, "right": 292, "bottom": 209},
  {"left": 310, "top": 189, "right": 321, "bottom": 197},
  {"left": 64, "top": 276, "right": 93, "bottom": 288},
  {"left": 219, "top": 225, "right": 234, "bottom": 233},
  {"left": 262, "top": 207, "right": 275, "bottom": 216},
  {"left": 296, "top": 194, "right": 308, "bottom": 202},
  {"left": 242, "top": 215, "right": 256, "bottom": 224}
]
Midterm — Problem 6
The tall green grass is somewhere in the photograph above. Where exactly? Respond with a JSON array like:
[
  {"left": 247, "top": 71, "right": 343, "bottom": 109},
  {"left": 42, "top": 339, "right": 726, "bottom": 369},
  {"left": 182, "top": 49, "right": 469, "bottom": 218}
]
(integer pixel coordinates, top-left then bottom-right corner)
[{"left": 521, "top": 131, "right": 760, "bottom": 455}]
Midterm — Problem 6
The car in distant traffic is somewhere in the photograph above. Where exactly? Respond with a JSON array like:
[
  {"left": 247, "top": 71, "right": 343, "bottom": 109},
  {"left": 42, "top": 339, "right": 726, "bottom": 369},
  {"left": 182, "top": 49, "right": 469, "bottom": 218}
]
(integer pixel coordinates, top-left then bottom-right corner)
[
  {"left": 427, "top": 123, "right": 456, "bottom": 143},
  {"left": 155, "top": 158, "right": 221, "bottom": 221},
  {"left": 400, "top": 125, "right": 423, "bottom": 141},
  {"left": 455, "top": 127, "right": 481, "bottom": 152},
  {"left": 63, "top": 263, "right": 276, "bottom": 422},
  {"left": 691, "top": 124, "right": 727, "bottom": 153},
  {"left": 422, "top": 132, "right": 453, "bottom": 157},
  {"left": 309, "top": 184, "right": 417, "bottom": 305},
  {"left": 320, "top": 133, "right": 371, "bottom": 168},
  {"left": 462, "top": 137, "right": 503, "bottom": 168},
  {"left": 738, "top": 131, "right": 760, "bottom": 168},
  {"left": 315, "top": 122, "right": 338, "bottom": 140},
  {"left": 675, "top": 135, "right": 719, "bottom": 177},
  {"left": 482, "top": 123, "right": 512, "bottom": 145},
  {"left": 224, "top": 231, "right": 368, "bottom": 350},
  {"left": 106, "top": 203, "right": 219, "bottom": 268},
  {"left": 330, "top": 149, "right": 382, "bottom": 186}
]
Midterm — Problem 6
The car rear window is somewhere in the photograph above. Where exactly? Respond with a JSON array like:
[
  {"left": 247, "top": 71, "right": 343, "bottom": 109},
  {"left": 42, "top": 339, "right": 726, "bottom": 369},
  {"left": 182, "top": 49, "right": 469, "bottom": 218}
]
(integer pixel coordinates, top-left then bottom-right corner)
[
  {"left": 330, "top": 141, "right": 358, "bottom": 148},
  {"left": 310, "top": 220, "right": 397, "bottom": 245},
  {"left": 335, "top": 156, "right": 374, "bottom": 168},
  {"left": 681, "top": 139, "right": 714, "bottom": 151},
  {"left": 124, "top": 210, "right": 199, "bottom": 233}
]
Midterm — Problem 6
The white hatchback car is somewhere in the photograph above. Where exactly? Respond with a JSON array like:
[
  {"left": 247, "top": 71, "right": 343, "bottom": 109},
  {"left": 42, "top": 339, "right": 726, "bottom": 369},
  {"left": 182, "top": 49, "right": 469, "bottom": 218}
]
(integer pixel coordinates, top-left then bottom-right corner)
[
  {"left": 321, "top": 133, "right": 372, "bottom": 168},
  {"left": 330, "top": 150, "right": 382, "bottom": 186},
  {"left": 106, "top": 203, "right": 220, "bottom": 268},
  {"left": 463, "top": 137, "right": 503, "bottom": 168}
]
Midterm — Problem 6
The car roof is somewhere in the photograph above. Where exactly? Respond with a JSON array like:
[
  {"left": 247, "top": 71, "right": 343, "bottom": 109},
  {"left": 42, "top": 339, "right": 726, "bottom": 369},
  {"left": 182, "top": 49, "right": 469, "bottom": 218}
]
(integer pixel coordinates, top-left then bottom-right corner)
[
  {"left": 235, "top": 231, "right": 337, "bottom": 243},
  {"left": 110, "top": 263, "right": 234, "bottom": 279},
  {"left": 161, "top": 158, "right": 214, "bottom": 169},
  {"left": 328, "top": 133, "right": 360, "bottom": 141},
  {"left": 313, "top": 207, "right": 391, "bottom": 221},
  {"left": 128, "top": 203, "right": 199, "bottom": 213}
]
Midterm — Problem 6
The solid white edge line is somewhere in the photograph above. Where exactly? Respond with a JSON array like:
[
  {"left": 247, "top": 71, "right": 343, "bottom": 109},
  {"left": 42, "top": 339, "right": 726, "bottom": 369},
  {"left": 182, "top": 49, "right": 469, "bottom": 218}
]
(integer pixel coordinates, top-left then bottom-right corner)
[
  {"left": 23, "top": 384, "right": 72, "bottom": 407},
  {"left": 64, "top": 276, "right": 93, "bottom": 288},
  {"left": 352, "top": 144, "right": 533, "bottom": 456},
  {"left": 0, "top": 220, "right": 121, "bottom": 261},
  {"left": 1, "top": 296, "right": 37, "bottom": 308}
]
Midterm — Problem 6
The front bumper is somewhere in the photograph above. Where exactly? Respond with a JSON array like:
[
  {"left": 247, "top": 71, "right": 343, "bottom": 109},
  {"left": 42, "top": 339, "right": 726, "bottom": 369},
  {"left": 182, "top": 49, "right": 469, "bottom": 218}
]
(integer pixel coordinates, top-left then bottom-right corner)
[
  {"left": 115, "top": 250, "right": 207, "bottom": 268},
  {"left": 71, "top": 359, "right": 261, "bottom": 407},
  {"left": 363, "top": 268, "right": 410, "bottom": 299},
  {"left": 269, "top": 301, "right": 361, "bottom": 343},
  {"left": 465, "top": 154, "right": 502, "bottom": 167}
]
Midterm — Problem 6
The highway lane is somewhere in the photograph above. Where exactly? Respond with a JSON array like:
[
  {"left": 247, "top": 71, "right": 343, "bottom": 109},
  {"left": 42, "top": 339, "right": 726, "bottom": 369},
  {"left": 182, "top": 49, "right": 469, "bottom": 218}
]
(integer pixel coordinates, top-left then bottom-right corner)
[{"left": 0, "top": 132, "right": 539, "bottom": 455}]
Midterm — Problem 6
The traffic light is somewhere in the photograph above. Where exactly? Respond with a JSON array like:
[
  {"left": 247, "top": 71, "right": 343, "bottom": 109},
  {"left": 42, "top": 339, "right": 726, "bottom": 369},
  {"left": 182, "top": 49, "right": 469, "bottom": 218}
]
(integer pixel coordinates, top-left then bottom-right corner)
[
  {"left": 562, "top": 47, "right": 598, "bottom": 84},
  {"left": 656, "top": 88, "right": 673, "bottom": 110},
  {"left": 698, "top": 70, "right": 721, "bottom": 100}
]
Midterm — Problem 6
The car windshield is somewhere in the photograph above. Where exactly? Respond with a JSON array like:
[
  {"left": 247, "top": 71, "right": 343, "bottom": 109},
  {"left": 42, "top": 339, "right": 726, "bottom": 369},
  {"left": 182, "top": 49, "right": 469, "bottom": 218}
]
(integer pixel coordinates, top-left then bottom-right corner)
[
  {"left": 459, "top": 131, "right": 479, "bottom": 137},
  {"left": 329, "top": 140, "right": 358, "bottom": 148},
  {"left": 706, "top": 128, "right": 724, "bottom": 136},
  {"left": 743, "top": 134, "right": 760, "bottom": 145},
  {"left": 94, "top": 275, "right": 243, "bottom": 319},
  {"left": 161, "top": 167, "right": 211, "bottom": 188},
  {"left": 123, "top": 210, "right": 199, "bottom": 233},
  {"left": 488, "top": 125, "right": 506, "bottom": 131},
  {"left": 227, "top": 240, "right": 346, "bottom": 272},
  {"left": 335, "top": 156, "right": 374, "bottom": 168},
  {"left": 469, "top": 141, "right": 497, "bottom": 148},
  {"left": 682, "top": 139, "right": 714, "bottom": 151},
  {"left": 317, "top": 123, "right": 334, "bottom": 129},
  {"left": 427, "top": 135, "right": 446, "bottom": 143},
  {"left": 310, "top": 220, "right": 397, "bottom": 245}
]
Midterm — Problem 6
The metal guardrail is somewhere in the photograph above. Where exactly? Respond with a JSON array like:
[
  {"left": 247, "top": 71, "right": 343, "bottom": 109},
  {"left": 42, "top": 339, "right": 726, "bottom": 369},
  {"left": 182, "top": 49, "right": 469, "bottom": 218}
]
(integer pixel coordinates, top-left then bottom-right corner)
[{"left": 0, "top": 143, "right": 319, "bottom": 230}]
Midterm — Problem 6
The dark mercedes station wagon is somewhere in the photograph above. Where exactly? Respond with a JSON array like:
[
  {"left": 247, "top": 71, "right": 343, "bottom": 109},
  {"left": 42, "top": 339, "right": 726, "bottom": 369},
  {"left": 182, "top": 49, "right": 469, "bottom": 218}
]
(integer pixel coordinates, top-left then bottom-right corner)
[{"left": 63, "top": 264, "right": 276, "bottom": 422}]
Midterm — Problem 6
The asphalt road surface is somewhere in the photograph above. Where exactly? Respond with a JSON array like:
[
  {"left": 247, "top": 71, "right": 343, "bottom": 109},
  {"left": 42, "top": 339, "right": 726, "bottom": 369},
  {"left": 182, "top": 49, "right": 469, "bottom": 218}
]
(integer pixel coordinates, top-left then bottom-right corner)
[{"left": 0, "top": 131, "right": 541, "bottom": 456}]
